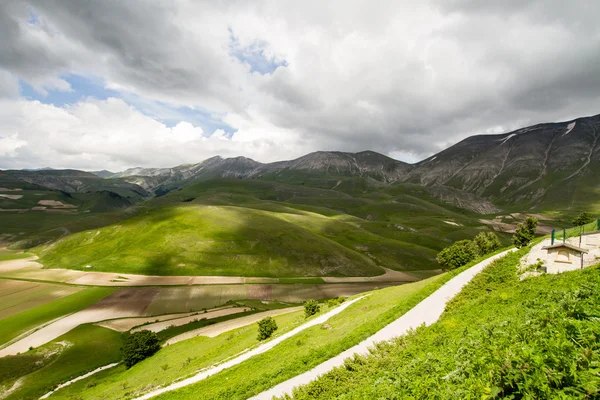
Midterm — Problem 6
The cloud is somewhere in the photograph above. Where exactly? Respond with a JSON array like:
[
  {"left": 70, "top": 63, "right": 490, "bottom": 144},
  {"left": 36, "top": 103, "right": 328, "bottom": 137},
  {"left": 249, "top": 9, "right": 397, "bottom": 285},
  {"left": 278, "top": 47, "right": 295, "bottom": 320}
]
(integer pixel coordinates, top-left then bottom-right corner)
[
  {"left": 0, "top": 98, "right": 311, "bottom": 170},
  {"left": 1, "top": 0, "right": 600, "bottom": 170}
]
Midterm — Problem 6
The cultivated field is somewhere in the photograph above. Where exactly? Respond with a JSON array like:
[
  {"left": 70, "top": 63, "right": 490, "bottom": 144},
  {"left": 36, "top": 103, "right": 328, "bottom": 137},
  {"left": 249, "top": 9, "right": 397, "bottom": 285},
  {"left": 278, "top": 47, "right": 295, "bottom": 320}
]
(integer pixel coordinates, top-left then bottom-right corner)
[{"left": 0, "top": 280, "right": 81, "bottom": 320}]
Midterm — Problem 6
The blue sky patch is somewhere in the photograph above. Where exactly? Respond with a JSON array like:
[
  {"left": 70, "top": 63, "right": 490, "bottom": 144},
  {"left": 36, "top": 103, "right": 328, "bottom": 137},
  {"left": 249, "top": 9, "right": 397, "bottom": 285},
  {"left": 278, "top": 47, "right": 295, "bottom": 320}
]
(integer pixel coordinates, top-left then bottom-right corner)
[
  {"left": 19, "top": 74, "right": 236, "bottom": 137},
  {"left": 229, "top": 28, "right": 288, "bottom": 75}
]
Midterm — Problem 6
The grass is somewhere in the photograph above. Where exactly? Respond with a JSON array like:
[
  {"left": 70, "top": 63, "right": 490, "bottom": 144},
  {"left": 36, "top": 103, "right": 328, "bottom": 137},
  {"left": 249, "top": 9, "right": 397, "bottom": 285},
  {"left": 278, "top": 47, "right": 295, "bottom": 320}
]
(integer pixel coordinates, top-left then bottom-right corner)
[
  {"left": 0, "top": 324, "right": 123, "bottom": 400},
  {"left": 0, "top": 287, "right": 114, "bottom": 346},
  {"left": 156, "top": 310, "right": 261, "bottom": 341},
  {"left": 50, "top": 311, "right": 307, "bottom": 400},
  {"left": 24, "top": 178, "right": 495, "bottom": 278},
  {"left": 144, "top": 251, "right": 502, "bottom": 400},
  {"left": 0, "top": 250, "right": 33, "bottom": 261},
  {"left": 283, "top": 248, "right": 600, "bottom": 399}
]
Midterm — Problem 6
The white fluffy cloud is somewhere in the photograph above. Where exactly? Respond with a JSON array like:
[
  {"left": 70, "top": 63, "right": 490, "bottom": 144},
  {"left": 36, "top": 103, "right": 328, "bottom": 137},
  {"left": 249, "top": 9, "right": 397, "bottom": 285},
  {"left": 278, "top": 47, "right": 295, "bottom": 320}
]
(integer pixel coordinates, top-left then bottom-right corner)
[
  {"left": 0, "top": 98, "right": 311, "bottom": 170},
  {"left": 1, "top": 0, "right": 600, "bottom": 170}
]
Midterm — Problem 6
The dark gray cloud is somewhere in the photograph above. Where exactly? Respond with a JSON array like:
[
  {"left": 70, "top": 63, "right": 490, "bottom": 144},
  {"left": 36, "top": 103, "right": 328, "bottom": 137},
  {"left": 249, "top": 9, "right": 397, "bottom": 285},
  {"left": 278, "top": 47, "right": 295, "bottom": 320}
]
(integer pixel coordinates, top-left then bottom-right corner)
[{"left": 1, "top": 0, "right": 600, "bottom": 170}]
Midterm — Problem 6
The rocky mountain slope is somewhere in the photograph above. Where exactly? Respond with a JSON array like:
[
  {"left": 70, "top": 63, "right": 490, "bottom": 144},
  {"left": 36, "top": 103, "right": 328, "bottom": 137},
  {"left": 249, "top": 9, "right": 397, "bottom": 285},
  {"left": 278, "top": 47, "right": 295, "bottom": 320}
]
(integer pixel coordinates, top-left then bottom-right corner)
[{"left": 406, "top": 114, "right": 600, "bottom": 210}]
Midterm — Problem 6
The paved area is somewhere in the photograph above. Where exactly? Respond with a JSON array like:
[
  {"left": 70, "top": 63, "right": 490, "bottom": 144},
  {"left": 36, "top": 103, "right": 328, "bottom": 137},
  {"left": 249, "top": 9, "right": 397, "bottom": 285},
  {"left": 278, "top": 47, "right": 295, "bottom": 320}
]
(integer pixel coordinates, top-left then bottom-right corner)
[{"left": 250, "top": 249, "right": 515, "bottom": 399}]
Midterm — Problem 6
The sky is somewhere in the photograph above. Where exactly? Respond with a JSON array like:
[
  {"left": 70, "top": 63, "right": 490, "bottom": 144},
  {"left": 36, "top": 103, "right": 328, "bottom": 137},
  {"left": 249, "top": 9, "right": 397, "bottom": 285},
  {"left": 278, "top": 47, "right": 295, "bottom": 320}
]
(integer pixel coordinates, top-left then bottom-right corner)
[{"left": 1, "top": 0, "right": 600, "bottom": 171}]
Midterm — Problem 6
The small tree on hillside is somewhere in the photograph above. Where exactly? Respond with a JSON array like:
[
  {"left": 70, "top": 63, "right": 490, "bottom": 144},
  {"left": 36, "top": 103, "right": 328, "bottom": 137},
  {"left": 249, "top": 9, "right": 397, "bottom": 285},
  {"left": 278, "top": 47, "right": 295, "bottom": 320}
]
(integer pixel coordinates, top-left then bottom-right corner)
[
  {"left": 474, "top": 232, "right": 501, "bottom": 255},
  {"left": 304, "top": 299, "right": 320, "bottom": 318},
  {"left": 436, "top": 239, "right": 480, "bottom": 270},
  {"left": 512, "top": 217, "right": 538, "bottom": 248},
  {"left": 572, "top": 212, "right": 593, "bottom": 226},
  {"left": 122, "top": 330, "right": 160, "bottom": 369},
  {"left": 257, "top": 316, "right": 278, "bottom": 341}
]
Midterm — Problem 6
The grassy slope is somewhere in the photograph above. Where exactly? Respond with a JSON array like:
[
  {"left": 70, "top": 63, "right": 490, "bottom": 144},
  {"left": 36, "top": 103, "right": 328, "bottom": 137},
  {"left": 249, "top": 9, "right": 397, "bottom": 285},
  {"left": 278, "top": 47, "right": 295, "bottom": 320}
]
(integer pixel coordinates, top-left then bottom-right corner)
[
  {"left": 51, "top": 311, "right": 307, "bottom": 400},
  {"left": 150, "top": 252, "right": 500, "bottom": 400},
  {"left": 285, "top": 249, "right": 600, "bottom": 399},
  {"left": 0, "top": 287, "right": 114, "bottom": 346},
  {"left": 34, "top": 179, "right": 492, "bottom": 277},
  {"left": 0, "top": 324, "right": 123, "bottom": 400},
  {"left": 0, "top": 250, "right": 33, "bottom": 261}
]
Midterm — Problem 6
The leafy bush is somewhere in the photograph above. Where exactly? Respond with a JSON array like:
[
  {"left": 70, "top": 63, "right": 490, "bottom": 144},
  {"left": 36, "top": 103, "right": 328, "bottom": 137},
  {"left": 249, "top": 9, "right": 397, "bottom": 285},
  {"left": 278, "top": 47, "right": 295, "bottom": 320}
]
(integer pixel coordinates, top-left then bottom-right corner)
[
  {"left": 572, "top": 212, "right": 593, "bottom": 226},
  {"left": 122, "top": 330, "right": 160, "bottom": 369},
  {"left": 473, "top": 231, "right": 501, "bottom": 255},
  {"left": 326, "top": 297, "right": 347, "bottom": 308},
  {"left": 436, "top": 239, "right": 479, "bottom": 270},
  {"left": 257, "top": 316, "right": 278, "bottom": 341},
  {"left": 304, "top": 300, "right": 321, "bottom": 318},
  {"left": 512, "top": 217, "right": 538, "bottom": 248}
]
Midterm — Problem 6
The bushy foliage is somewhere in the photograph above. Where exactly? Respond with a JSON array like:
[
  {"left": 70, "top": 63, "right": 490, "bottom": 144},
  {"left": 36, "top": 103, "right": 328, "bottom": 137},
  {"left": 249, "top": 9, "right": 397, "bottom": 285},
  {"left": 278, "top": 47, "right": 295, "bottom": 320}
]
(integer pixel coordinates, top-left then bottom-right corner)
[
  {"left": 122, "top": 330, "right": 160, "bottom": 369},
  {"left": 512, "top": 216, "right": 538, "bottom": 248},
  {"left": 436, "top": 239, "right": 480, "bottom": 270},
  {"left": 286, "top": 250, "right": 600, "bottom": 400},
  {"left": 572, "top": 212, "right": 594, "bottom": 226},
  {"left": 257, "top": 316, "right": 278, "bottom": 341},
  {"left": 326, "top": 297, "right": 347, "bottom": 308},
  {"left": 304, "top": 299, "right": 321, "bottom": 318},
  {"left": 473, "top": 231, "right": 501, "bottom": 255}
]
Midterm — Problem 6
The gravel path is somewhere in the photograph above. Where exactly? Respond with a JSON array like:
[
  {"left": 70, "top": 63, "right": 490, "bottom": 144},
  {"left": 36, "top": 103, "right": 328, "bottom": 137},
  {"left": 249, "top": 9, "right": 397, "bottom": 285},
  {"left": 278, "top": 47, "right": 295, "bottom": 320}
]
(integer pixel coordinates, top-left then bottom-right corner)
[
  {"left": 250, "top": 249, "right": 514, "bottom": 400},
  {"left": 133, "top": 296, "right": 366, "bottom": 400}
]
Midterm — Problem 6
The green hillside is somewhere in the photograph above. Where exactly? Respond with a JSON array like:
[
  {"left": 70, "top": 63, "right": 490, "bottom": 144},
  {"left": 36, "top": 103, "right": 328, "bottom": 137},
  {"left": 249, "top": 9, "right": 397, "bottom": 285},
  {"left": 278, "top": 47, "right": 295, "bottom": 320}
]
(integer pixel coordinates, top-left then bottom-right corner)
[
  {"left": 34, "top": 179, "right": 495, "bottom": 277},
  {"left": 284, "top": 250, "right": 600, "bottom": 399}
]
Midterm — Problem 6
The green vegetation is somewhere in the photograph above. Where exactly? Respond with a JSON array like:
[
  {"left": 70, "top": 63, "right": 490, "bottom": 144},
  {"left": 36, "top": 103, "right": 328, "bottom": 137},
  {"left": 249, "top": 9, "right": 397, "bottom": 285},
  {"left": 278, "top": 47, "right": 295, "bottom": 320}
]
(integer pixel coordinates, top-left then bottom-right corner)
[
  {"left": 303, "top": 300, "right": 320, "bottom": 318},
  {"left": 29, "top": 178, "right": 498, "bottom": 277},
  {"left": 284, "top": 249, "right": 600, "bottom": 399},
  {"left": 257, "top": 317, "right": 278, "bottom": 341},
  {"left": 0, "top": 287, "right": 113, "bottom": 346},
  {"left": 122, "top": 331, "right": 161, "bottom": 369},
  {"left": 0, "top": 324, "right": 123, "bottom": 400},
  {"left": 0, "top": 280, "right": 81, "bottom": 320},
  {"left": 473, "top": 231, "right": 501, "bottom": 254},
  {"left": 49, "top": 311, "right": 307, "bottom": 400},
  {"left": 0, "top": 250, "right": 33, "bottom": 261},
  {"left": 148, "top": 253, "right": 501, "bottom": 400},
  {"left": 513, "top": 216, "right": 538, "bottom": 248},
  {"left": 436, "top": 239, "right": 479, "bottom": 270},
  {"left": 572, "top": 212, "right": 594, "bottom": 226}
]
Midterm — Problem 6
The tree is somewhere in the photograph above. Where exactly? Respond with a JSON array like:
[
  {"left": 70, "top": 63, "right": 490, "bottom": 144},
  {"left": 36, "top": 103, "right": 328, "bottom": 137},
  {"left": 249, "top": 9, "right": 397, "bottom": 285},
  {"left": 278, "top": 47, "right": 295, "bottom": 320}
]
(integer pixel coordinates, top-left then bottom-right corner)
[
  {"left": 122, "top": 330, "right": 160, "bottom": 368},
  {"left": 474, "top": 232, "right": 501, "bottom": 255},
  {"left": 512, "top": 217, "right": 538, "bottom": 248},
  {"left": 257, "top": 316, "right": 278, "bottom": 341},
  {"left": 572, "top": 212, "right": 593, "bottom": 226},
  {"left": 436, "top": 239, "right": 479, "bottom": 270},
  {"left": 304, "top": 299, "right": 321, "bottom": 318}
]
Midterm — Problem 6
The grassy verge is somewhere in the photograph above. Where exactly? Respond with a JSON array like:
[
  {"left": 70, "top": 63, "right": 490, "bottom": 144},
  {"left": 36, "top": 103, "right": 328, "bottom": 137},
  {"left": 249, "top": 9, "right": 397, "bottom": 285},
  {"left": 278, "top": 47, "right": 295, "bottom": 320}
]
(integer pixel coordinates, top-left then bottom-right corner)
[
  {"left": 284, "top": 248, "right": 600, "bottom": 399},
  {"left": 147, "top": 250, "right": 509, "bottom": 400},
  {"left": 0, "top": 324, "right": 123, "bottom": 400},
  {"left": 0, "top": 287, "right": 114, "bottom": 346}
]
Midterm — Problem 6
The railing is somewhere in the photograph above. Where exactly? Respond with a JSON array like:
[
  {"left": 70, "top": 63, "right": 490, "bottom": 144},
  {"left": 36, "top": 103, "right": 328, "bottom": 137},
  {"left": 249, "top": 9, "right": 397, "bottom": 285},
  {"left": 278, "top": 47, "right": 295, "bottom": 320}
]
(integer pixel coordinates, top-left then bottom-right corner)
[{"left": 551, "top": 219, "right": 600, "bottom": 245}]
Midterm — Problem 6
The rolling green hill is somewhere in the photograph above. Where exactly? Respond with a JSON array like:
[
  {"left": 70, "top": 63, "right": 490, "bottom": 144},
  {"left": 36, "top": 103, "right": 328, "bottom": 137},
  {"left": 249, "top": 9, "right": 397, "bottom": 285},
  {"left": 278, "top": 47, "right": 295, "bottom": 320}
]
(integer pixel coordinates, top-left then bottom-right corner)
[{"left": 33, "top": 179, "right": 496, "bottom": 277}]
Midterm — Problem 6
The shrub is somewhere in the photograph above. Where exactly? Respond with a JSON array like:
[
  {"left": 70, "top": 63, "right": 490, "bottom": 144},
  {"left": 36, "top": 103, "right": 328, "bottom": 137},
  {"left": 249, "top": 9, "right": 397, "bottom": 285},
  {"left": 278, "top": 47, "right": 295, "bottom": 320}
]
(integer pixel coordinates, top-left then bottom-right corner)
[
  {"left": 572, "top": 212, "right": 593, "bottom": 226},
  {"left": 512, "top": 217, "right": 538, "bottom": 248},
  {"left": 304, "top": 299, "right": 321, "bottom": 318},
  {"left": 474, "top": 231, "right": 501, "bottom": 255},
  {"left": 436, "top": 239, "right": 479, "bottom": 270},
  {"left": 122, "top": 330, "right": 160, "bottom": 369},
  {"left": 327, "top": 297, "right": 347, "bottom": 308},
  {"left": 257, "top": 316, "right": 278, "bottom": 341}
]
